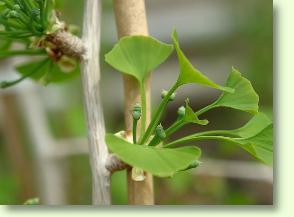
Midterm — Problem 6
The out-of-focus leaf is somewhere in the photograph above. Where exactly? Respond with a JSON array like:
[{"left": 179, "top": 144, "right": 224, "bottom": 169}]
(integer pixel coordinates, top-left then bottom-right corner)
[
  {"left": 105, "top": 35, "right": 173, "bottom": 84},
  {"left": 105, "top": 134, "right": 201, "bottom": 177},
  {"left": 16, "top": 58, "right": 79, "bottom": 84},
  {"left": 171, "top": 30, "right": 233, "bottom": 93},
  {"left": 0, "top": 40, "right": 11, "bottom": 51}
]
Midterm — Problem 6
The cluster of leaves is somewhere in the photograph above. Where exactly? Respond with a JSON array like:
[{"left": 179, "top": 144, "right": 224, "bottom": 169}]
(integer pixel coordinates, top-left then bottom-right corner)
[
  {"left": 105, "top": 30, "right": 273, "bottom": 179},
  {"left": 0, "top": 0, "right": 79, "bottom": 88}
]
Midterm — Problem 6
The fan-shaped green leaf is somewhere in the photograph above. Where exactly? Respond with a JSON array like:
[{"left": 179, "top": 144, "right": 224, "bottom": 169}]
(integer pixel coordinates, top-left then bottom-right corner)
[
  {"left": 166, "top": 113, "right": 273, "bottom": 165},
  {"left": 105, "top": 36, "right": 174, "bottom": 84},
  {"left": 236, "top": 124, "right": 273, "bottom": 165},
  {"left": 171, "top": 30, "right": 233, "bottom": 93},
  {"left": 232, "top": 112, "right": 272, "bottom": 138},
  {"left": 212, "top": 67, "right": 259, "bottom": 113},
  {"left": 184, "top": 99, "right": 208, "bottom": 125},
  {"left": 105, "top": 134, "right": 201, "bottom": 177}
]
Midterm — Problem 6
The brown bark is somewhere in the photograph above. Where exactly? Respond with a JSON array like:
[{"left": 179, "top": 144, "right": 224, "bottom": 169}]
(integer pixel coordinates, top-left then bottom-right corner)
[
  {"left": 113, "top": 0, "right": 154, "bottom": 205},
  {"left": 46, "top": 31, "right": 85, "bottom": 59},
  {"left": 1, "top": 94, "right": 35, "bottom": 201}
]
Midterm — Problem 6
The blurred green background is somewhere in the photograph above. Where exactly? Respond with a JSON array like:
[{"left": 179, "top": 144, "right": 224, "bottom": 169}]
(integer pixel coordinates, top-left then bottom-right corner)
[{"left": 0, "top": 0, "right": 272, "bottom": 205}]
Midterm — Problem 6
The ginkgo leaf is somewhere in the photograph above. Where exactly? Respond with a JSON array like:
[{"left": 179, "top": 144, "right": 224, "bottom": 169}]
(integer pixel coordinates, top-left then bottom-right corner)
[
  {"left": 105, "top": 35, "right": 174, "bottom": 84},
  {"left": 105, "top": 134, "right": 201, "bottom": 177},
  {"left": 211, "top": 67, "right": 259, "bottom": 114},
  {"left": 184, "top": 99, "right": 208, "bottom": 125},
  {"left": 232, "top": 112, "right": 272, "bottom": 138},
  {"left": 171, "top": 30, "right": 233, "bottom": 93},
  {"left": 236, "top": 124, "right": 273, "bottom": 165},
  {"left": 165, "top": 113, "right": 273, "bottom": 166}
]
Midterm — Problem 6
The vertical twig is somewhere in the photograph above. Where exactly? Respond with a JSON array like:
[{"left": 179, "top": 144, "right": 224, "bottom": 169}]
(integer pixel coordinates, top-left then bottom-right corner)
[
  {"left": 81, "top": 0, "right": 111, "bottom": 205},
  {"left": 113, "top": 0, "right": 154, "bottom": 205}
]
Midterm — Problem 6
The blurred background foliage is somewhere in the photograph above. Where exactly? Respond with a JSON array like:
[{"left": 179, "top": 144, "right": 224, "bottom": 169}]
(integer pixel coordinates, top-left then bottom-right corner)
[{"left": 0, "top": 0, "right": 272, "bottom": 205}]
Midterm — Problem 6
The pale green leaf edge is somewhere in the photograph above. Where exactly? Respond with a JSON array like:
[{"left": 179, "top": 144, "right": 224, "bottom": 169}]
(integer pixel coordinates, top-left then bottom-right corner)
[
  {"left": 213, "top": 67, "right": 259, "bottom": 114},
  {"left": 171, "top": 29, "right": 234, "bottom": 93}
]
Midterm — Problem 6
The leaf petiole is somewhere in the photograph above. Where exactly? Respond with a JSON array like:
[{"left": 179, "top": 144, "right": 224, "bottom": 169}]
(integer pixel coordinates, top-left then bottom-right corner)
[
  {"left": 139, "top": 83, "right": 147, "bottom": 141},
  {"left": 139, "top": 82, "right": 178, "bottom": 145},
  {"left": 0, "top": 49, "right": 46, "bottom": 58},
  {"left": 165, "top": 119, "right": 185, "bottom": 137},
  {"left": 195, "top": 101, "right": 218, "bottom": 116},
  {"left": 133, "top": 119, "right": 138, "bottom": 144},
  {"left": 164, "top": 135, "right": 236, "bottom": 148}
]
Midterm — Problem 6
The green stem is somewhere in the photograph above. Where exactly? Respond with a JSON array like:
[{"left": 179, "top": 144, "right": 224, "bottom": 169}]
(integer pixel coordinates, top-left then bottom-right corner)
[
  {"left": 36, "top": 0, "right": 45, "bottom": 28},
  {"left": 0, "top": 33, "right": 34, "bottom": 39},
  {"left": 164, "top": 135, "right": 236, "bottom": 148},
  {"left": 195, "top": 102, "right": 217, "bottom": 116},
  {"left": 165, "top": 119, "right": 185, "bottom": 137},
  {"left": 147, "top": 135, "right": 160, "bottom": 146},
  {"left": 133, "top": 119, "right": 138, "bottom": 144},
  {"left": 0, "top": 49, "right": 46, "bottom": 58},
  {"left": 193, "top": 130, "right": 240, "bottom": 137},
  {"left": 22, "top": 0, "right": 34, "bottom": 11},
  {"left": 139, "top": 83, "right": 178, "bottom": 145},
  {"left": 0, "top": 20, "right": 28, "bottom": 30},
  {"left": 146, "top": 119, "right": 185, "bottom": 147},
  {"left": 43, "top": 0, "right": 51, "bottom": 28},
  {"left": 139, "top": 83, "right": 147, "bottom": 141}
]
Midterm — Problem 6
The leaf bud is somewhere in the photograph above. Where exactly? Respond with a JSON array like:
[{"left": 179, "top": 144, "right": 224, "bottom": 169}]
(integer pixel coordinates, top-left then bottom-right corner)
[
  {"left": 132, "top": 103, "right": 141, "bottom": 120},
  {"left": 182, "top": 161, "right": 201, "bottom": 171},
  {"left": 170, "top": 92, "right": 176, "bottom": 101},
  {"left": 161, "top": 90, "right": 168, "bottom": 99},
  {"left": 177, "top": 106, "right": 186, "bottom": 118},
  {"left": 156, "top": 124, "right": 166, "bottom": 140},
  {"left": 7, "top": 10, "right": 19, "bottom": 18},
  {"left": 161, "top": 89, "right": 176, "bottom": 101},
  {"left": 13, "top": 4, "right": 21, "bottom": 11},
  {"left": 31, "top": 8, "right": 40, "bottom": 18}
]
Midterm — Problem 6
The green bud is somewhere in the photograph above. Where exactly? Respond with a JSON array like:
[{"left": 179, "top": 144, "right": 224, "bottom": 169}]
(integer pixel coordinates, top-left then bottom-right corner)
[
  {"left": 177, "top": 106, "right": 186, "bottom": 118},
  {"left": 161, "top": 90, "right": 168, "bottom": 99},
  {"left": 31, "top": 8, "right": 40, "bottom": 18},
  {"left": 156, "top": 124, "right": 166, "bottom": 140},
  {"left": 7, "top": 10, "right": 19, "bottom": 18},
  {"left": 161, "top": 89, "right": 176, "bottom": 101},
  {"left": 132, "top": 103, "right": 141, "bottom": 120},
  {"left": 181, "top": 161, "right": 201, "bottom": 171},
  {"left": 13, "top": 4, "right": 21, "bottom": 10},
  {"left": 170, "top": 92, "right": 176, "bottom": 101}
]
